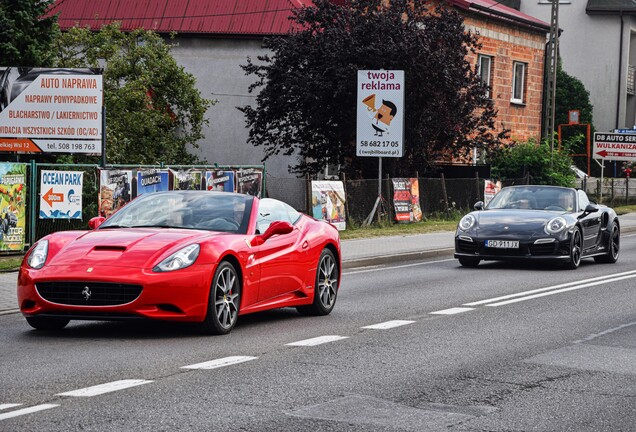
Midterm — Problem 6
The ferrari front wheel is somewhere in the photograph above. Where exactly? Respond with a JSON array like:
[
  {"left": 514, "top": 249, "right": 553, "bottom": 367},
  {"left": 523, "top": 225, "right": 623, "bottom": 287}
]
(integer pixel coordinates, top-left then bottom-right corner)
[
  {"left": 25, "top": 316, "right": 69, "bottom": 330},
  {"left": 201, "top": 261, "right": 241, "bottom": 335},
  {"left": 595, "top": 221, "right": 620, "bottom": 264},
  {"left": 565, "top": 228, "right": 582, "bottom": 269},
  {"left": 297, "top": 249, "right": 338, "bottom": 316}
]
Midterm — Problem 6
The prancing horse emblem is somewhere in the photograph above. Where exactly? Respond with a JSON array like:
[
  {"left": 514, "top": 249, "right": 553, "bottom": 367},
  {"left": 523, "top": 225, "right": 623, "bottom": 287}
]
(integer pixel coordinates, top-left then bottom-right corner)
[{"left": 82, "top": 286, "right": 92, "bottom": 301}]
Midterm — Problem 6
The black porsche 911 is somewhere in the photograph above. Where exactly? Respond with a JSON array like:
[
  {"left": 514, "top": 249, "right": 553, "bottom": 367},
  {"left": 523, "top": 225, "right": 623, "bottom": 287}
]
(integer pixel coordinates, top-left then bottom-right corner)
[{"left": 454, "top": 185, "right": 620, "bottom": 269}]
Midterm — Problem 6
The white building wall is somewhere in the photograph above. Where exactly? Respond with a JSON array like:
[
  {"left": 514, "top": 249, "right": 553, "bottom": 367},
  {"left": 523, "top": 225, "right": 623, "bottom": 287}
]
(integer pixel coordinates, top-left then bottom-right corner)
[
  {"left": 170, "top": 36, "right": 295, "bottom": 178},
  {"left": 520, "top": 1, "right": 636, "bottom": 133}
]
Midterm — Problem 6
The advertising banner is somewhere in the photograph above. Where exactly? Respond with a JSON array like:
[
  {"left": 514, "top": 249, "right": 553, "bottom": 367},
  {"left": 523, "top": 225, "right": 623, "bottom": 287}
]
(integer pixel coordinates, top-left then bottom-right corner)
[
  {"left": 39, "top": 170, "right": 83, "bottom": 219},
  {"left": 392, "top": 178, "right": 423, "bottom": 223},
  {"left": 356, "top": 70, "right": 404, "bottom": 158},
  {"left": 136, "top": 169, "right": 170, "bottom": 197},
  {"left": 206, "top": 170, "right": 235, "bottom": 192},
  {"left": 236, "top": 168, "right": 262, "bottom": 197},
  {"left": 0, "top": 67, "right": 102, "bottom": 154},
  {"left": 173, "top": 169, "right": 203, "bottom": 190},
  {"left": 0, "top": 162, "right": 26, "bottom": 251},
  {"left": 311, "top": 181, "right": 346, "bottom": 231},
  {"left": 484, "top": 180, "right": 502, "bottom": 206},
  {"left": 99, "top": 170, "right": 132, "bottom": 217}
]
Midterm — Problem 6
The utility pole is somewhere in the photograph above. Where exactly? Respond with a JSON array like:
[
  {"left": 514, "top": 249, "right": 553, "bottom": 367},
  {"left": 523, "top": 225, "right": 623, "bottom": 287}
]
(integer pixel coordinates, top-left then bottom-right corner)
[{"left": 543, "top": 0, "right": 559, "bottom": 151}]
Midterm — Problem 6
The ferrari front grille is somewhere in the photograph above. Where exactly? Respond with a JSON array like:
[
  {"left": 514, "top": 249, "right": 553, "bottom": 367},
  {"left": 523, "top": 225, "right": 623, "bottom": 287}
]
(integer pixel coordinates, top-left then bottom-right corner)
[{"left": 36, "top": 281, "right": 143, "bottom": 306}]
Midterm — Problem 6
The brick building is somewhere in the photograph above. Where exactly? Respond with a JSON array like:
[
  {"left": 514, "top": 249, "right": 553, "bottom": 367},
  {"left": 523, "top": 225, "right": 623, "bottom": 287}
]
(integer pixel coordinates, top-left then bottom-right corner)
[{"left": 449, "top": 0, "right": 550, "bottom": 145}]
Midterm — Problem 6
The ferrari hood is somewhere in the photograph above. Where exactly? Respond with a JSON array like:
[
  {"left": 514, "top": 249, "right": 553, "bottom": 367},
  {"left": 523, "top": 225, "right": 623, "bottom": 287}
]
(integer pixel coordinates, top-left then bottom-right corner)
[
  {"left": 474, "top": 209, "right": 565, "bottom": 237},
  {"left": 46, "top": 228, "right": 210, "bottom": 268}
]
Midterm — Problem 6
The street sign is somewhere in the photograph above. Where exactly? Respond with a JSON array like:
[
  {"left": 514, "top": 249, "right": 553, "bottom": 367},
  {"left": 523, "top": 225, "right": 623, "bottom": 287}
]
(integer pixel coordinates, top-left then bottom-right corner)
[{"left": 593, "top": 132, "right": 636, "bottom": 161}]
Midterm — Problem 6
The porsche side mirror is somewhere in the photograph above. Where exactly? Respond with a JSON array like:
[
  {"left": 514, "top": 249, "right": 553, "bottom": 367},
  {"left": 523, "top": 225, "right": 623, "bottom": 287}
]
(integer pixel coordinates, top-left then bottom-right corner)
[
  {"left": 474, "top": 201, "right": 484, "bottom": 211},
  {"left": 260, "top": 220, "right": 293, "bottom": 242},
  {"left": 88, "top": 216, "right": 106, "bottom": 230},
  {"left": 584, "top": 204, "right": 599, "bottom": 213}
]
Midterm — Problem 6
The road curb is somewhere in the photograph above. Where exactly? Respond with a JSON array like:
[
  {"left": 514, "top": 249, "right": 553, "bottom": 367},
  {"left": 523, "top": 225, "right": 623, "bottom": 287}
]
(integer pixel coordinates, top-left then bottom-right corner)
[{"left": 342, "top": 247, "right": 455, "bottom": 269}]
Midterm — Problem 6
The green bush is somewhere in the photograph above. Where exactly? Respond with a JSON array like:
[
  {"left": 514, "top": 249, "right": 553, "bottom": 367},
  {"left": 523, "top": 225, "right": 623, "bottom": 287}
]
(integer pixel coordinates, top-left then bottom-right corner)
[{"left": 489, "top": 138, "right": 576, "bottom": 187}]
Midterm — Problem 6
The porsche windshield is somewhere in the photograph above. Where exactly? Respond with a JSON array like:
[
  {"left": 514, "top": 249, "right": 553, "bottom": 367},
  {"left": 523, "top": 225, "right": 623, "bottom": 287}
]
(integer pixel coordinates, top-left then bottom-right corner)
[
  {"left": 99, "top": 191, "right": 253, "bottom": 233},
  {"left": 487, "top": 187, "right": 576, "bottom": 212}
]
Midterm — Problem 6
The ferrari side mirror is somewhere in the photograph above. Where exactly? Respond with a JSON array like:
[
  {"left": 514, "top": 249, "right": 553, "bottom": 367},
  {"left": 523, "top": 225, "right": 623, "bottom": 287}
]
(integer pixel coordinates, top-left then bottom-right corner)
[
  {"left": 260, "top": 220, "right": 293, "bottom": 242},
  {"left": 88, "top": 216, "right": 106, "bottom": 230}
]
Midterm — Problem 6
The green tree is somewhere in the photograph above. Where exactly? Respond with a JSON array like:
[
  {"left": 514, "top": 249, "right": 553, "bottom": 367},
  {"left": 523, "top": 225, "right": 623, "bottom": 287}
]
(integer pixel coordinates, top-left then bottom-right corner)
[
  {"left": 53, "top": 23, "right": 212, "bottom": 165},
  {"left": 0, "top": 0, "right": 58, "bottom": 66},
  {"left": 489, "top": 138, "right": 575, "bottom": 187},
  {"left": 240, "top": 0, "right": 507, "bottom": 178}
]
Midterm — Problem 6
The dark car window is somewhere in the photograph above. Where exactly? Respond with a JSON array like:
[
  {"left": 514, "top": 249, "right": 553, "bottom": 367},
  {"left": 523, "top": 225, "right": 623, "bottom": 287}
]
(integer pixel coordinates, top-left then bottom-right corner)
[{"left": 256, "top": 198, "right": 301, "bottom": 234}]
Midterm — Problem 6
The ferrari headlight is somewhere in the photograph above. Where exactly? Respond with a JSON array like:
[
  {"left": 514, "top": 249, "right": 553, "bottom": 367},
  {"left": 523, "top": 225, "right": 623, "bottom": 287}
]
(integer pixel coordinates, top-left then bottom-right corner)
[
  {"left": 545, "top": 217, "right": 567, "bottom": 235},
  {"left": 27, "top": 240, "right": 49, "bottom": 269},
  {"left": 458, "top": 214, "right": 476, "bottom": 231},
  {"left": 153, "top": 244, "right": 200, "bottom": 272}
]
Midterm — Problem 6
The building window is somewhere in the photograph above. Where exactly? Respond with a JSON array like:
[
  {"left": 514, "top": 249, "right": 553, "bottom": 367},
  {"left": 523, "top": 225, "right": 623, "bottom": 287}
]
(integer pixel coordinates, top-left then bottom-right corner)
[
  {"left": 511, "top": 61, "right": 526, "bottom": 105},
  {"left": 477, "top": 54, "right": 492, "bottom": 98}
]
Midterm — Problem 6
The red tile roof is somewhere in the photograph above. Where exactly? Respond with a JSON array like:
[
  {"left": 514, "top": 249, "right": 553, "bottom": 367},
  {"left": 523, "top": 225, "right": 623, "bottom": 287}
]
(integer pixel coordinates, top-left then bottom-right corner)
[
  {"left": 47, "top": 0, "right": 549, "bottom": 35},
  {"left": 47, "top": 0, "right": 314, "bottom": 36},
  {"left": 449, "top": 0, "right": 550, "bottom": 31}
]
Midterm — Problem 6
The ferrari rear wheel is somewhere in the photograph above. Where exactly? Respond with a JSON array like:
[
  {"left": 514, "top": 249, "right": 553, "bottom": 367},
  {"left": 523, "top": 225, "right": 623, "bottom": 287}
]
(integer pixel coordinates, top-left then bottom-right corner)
[
  {"left": 25, "top": 316, "right": 69, "bottom": 330},
  {"left": 458, "top": 257, "right": 480, "bottom": 268},
  {"left": 595, "top": 221, "right": 620, "bottom": 264},
  {"left": 566, "top": 228, "right": 582, "bottom": 269},
  {"left": 201, "top": 261, "right": 241, "bottom": 335},
  {"left": 297, "top": 249, "right": 338, "bottom": 316}
]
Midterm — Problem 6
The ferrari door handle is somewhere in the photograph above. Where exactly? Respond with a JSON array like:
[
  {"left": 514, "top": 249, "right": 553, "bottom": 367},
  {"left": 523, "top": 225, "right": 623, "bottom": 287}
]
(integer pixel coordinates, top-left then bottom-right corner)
[{"left": 302, "top": 240, "right": 309, "bottom": 249}]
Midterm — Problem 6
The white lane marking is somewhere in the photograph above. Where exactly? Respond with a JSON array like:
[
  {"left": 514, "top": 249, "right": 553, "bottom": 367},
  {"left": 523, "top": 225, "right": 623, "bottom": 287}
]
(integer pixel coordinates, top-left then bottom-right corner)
[
  {"left": 286, "top": 335, "right": 349, "bottom": 346},
  {"left": 0, "top": 404, "right": 59, "bottom": 421},
  {"left": 362, "top": 320, "right": 415, "bottom": 330},
  {"left": 345, "top": 258, "right": 455, "bottom": 275},
  {"left": 0, "top": 404, "right": 21, "bottom": 411},
  {"left": 56, "top": 379, "right": 153, "bottom": 397},
  {"left": 573, "top": 321, "right": 636, "bottom": 344},
  {"left": 430, "top": 307, "right": 474, "bottom": 315},
  {"left": 486, "top": 273, "right": 636, "bottom": 307},
  {"left": 181, "top": 356, "right": 257, "bottom": 370},
  {"left": 463, "top": 269, "right": 636, "bottom": 307}
]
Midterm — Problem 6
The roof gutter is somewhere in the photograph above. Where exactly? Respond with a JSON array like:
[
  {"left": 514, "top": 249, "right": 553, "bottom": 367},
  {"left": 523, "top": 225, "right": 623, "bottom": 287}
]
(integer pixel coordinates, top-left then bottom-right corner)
[{"left": 465, "top": 3, "right": 551, "bottom": 32}]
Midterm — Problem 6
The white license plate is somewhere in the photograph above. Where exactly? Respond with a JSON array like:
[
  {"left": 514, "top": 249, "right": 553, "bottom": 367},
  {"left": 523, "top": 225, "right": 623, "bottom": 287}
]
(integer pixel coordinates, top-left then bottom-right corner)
[{"left": 485, "top": 240, "right": 519, "bottom": 249}]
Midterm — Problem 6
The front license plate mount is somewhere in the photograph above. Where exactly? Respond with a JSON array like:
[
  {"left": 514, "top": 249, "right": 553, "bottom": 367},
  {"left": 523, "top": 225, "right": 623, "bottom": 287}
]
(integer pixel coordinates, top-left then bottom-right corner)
[{"left": 485, "top": 240, "right": 520, "bottom": 249}]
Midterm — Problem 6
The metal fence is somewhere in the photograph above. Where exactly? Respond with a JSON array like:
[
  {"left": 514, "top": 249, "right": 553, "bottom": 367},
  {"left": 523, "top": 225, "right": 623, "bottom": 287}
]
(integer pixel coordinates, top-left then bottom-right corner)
[{"left": 10, "top": 163, "right": 636, "bottom": 253}]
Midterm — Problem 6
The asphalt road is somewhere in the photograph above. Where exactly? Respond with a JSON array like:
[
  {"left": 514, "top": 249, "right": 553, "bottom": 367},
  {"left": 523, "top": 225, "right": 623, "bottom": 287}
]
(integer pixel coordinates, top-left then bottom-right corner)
[{"left": 2, "top": 235, "right": 636, "bottom": 431}]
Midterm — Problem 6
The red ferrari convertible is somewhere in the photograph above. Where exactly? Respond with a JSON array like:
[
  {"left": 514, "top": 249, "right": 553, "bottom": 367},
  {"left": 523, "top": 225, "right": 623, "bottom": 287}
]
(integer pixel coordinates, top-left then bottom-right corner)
[{"left": 17, "top": 191, "right": 341, "bottom": 334}]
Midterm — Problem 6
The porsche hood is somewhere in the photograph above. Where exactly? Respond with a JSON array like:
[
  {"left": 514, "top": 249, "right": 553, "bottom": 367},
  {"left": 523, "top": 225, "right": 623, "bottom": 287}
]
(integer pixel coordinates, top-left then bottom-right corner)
[{"left": 471, "top": 209, "right": 569, "bottom": 237}]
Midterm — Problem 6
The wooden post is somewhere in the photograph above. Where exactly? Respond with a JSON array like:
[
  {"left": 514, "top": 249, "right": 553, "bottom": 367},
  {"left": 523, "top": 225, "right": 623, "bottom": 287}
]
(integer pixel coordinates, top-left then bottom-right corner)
[
  {"left": 441, "top": 173, "right": 450, "bottom": 218},
  {"left": 341, "top": 172, "right": 351, "bottom": 226}
]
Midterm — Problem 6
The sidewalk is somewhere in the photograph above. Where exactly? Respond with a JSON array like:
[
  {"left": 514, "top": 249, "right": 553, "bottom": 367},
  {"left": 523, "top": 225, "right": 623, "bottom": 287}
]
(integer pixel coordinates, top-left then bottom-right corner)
[{"left": 2, "top": 212, "right": 636, "bottom": 315}]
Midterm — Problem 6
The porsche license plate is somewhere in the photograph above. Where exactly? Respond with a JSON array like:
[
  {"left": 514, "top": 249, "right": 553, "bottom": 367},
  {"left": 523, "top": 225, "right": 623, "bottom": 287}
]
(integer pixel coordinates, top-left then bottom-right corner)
[{"left": 485, "top": 240, "right": 519, "bottom": 249}]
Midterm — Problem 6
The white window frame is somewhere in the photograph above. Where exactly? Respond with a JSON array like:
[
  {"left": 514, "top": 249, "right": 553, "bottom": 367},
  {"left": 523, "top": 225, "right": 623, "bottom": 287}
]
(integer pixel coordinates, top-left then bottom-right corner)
[
  {"left": 477, "top": 54, "right": 492, "bottom": 98},
  {"left": 511, "top": 61, "right": 526, "bottom": 105}
]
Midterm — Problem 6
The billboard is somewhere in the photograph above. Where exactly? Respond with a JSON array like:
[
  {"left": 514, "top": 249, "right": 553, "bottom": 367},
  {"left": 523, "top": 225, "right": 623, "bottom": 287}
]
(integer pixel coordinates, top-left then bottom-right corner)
[
  {"left": 356, "top": 70, "right": 404, "bottom": 158},
  {"left": 392, "top": 178, "right": 422, "bottom": 223},
  {"left": 39, "top": 170, "right": 83, "bottom": 219},
  {"left": 0, "top": 163, "right": 27, "bottom": 251},
  {"left": 0, "top": 67, "right": 102, "bottom": 154},
  {"left": 99, "top": 170, "right": 133, "bottom": 217},
  {"left": 311, "top": 181, "right": 346, "bottom": 230}
]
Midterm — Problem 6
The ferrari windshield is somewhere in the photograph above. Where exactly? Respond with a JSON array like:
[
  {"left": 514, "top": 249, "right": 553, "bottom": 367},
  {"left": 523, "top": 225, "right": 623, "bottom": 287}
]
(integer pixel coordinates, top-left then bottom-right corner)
[
  {"left": 99, "top": 191, "right": 254, "bottom": 233},
  {"left": 487, "top": 186, "right": 577, "bottom": 212}
]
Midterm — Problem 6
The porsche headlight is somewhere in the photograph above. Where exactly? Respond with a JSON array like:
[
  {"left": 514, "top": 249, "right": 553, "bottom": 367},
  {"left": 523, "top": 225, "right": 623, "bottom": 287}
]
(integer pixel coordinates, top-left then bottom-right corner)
[
  {"left": 27, "top": 240, "right": 49, "bottom": 269},
  {"left": 545, "top": 217, "right": 567, "bottom": 235},
  {"left": 153, "top": 244, "right": 200, "bottom": 272},
  {"left": 458, "top": 214, "right": 476, "bottom": 231}
]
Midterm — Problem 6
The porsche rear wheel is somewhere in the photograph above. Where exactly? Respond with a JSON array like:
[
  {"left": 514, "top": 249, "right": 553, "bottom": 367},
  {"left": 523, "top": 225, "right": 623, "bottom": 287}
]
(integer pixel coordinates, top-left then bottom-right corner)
[
  {"left": 297, "top": 249, "right": 338, "bottom": 316},
  {"left": 566, "top": 228, "right": 582, "bottom": 269},
  {"left": 458, "top": 257, "right": 480, "bottom": 268},
  {"left": 595, "top": 221, "right": 620, "bottom": 264},
  {"left": 25, "top": 316, "right": 69, "bottom": 330},
  {"left": 201, "top": 261, "right": 241, "bottom": 335}
]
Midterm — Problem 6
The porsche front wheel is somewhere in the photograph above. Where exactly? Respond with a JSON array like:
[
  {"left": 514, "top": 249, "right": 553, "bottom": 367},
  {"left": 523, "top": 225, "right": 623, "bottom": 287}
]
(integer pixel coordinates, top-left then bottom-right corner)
[
  {"left": 566, "top": 228, "right": 582, "bottom": 269},
  {"left": 25, "top": 316, "right": 69, "bottom": 331},
  {"left": 202, "top": 261, "right": 241, "bottom": 335},
  {"left": 595, "top": 221, "right": 620, "bottom": 264},
  {"left": 297, "top": 249, "right": 338, "bottom": 316}
]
